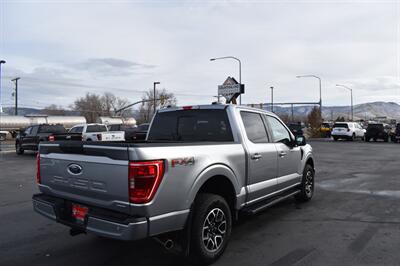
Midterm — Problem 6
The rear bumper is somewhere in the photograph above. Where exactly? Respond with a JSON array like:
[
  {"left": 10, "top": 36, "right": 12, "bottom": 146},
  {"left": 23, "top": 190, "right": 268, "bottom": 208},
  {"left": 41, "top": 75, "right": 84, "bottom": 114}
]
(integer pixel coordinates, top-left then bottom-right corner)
[{"left": 33, "top": 194, "right": 147, "bottom": 241}]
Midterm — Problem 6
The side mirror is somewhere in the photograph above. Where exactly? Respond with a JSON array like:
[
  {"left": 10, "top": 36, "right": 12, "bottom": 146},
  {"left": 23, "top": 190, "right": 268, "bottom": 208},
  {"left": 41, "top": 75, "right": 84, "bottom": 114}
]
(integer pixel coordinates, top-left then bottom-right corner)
[{"left": 296, "top": 136, "right": 306, "bottom": 146}]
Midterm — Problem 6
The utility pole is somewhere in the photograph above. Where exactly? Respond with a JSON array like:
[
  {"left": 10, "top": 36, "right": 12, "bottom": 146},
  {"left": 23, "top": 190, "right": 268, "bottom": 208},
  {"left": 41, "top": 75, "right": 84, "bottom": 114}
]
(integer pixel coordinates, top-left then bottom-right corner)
[
  {"left": 11, "top": 77, "right": 20, "bottom": 115},
  {"left": 0, "top": 60, "right": 6, "bottom": 114},
  {"left": 153, "top": 82, "right": 160, "bottom": 115},
  {"left": 336, "top": 84, "right": 353, "bottom": 121},
  {"left": 270, "top": 86, "right": 274, "bottom": 112}
]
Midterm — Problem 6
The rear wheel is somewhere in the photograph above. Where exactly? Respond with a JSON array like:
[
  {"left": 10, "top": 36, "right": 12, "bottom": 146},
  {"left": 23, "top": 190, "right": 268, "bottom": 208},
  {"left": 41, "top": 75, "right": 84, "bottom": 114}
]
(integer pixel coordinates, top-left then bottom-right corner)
[
  {"left": 0, "top": 133, "right": 6, "bottom": 141},
  {"left": 190, "top": 193, "right": 232, "bottom": 264},
  {"left": 351, "top": 134, "right": 355, "bottom": 141},
  {"left": 16, "top": 142, "right": 24, "bottom": 155},
  {"left": 333, "top": 137, "right": 338, "bottom": 141},
  {"left": 296, "top": 164, "right": 315, "bottom": 202}
]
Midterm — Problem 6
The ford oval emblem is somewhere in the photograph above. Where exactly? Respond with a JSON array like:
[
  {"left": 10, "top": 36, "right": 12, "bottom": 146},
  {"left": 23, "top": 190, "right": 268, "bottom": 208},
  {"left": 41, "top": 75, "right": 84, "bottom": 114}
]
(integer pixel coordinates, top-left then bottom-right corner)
[{"left": 67, "top": 163, "right": 83, "bottom": 175}]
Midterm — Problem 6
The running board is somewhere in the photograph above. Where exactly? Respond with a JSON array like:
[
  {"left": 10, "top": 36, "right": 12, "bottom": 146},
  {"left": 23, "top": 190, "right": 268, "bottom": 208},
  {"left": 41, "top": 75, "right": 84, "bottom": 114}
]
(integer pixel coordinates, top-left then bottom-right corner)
[{"left": 242, "top": 189, "right": 301, "bottom": 215}]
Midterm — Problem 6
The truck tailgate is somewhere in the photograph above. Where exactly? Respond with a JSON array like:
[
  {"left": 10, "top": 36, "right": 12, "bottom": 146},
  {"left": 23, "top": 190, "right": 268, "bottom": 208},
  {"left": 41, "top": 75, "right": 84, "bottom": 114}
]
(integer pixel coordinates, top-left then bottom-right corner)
[{"left": 39, "top": 142, "right": 130, "bottom": 214}]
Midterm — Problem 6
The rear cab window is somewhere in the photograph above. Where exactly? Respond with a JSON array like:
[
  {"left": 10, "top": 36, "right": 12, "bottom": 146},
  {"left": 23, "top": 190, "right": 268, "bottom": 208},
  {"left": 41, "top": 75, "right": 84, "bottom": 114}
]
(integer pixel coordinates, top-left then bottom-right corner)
[
  {"left": 148, "top": 109, "right": 233, "bottom": 142},
  {"left": 39, "top": 125, "right": 66, "bottom": 133},
  {"left": 333, "top": 123, "right": 349, "bottom": 128},
  {"left": 86, "top": 125, "right": 108, "bottom": 133}
]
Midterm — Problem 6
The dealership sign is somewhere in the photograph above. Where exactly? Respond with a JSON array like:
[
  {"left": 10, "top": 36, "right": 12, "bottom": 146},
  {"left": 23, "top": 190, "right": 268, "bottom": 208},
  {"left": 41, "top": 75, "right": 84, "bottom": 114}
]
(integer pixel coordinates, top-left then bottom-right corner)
[{"left": 218, "top": 77, "right": 245, "bottom": 104}]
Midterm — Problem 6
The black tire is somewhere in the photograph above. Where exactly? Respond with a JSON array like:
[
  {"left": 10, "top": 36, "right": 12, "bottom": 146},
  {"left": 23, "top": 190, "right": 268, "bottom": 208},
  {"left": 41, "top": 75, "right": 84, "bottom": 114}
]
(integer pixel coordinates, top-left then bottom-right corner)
[
  {"left": 16, "top": 142, "right": 24, "bottom": 155},
  {"left": 190, "top": 193, "right": 232, "bottom": 265},
  {"left": 0, "top": 133, "right": 6, "bottom": 141},
  {"left": 295, "top": 164, "right": 315, "bottom": 202},
  {"left": 351, "top": 134, "right": 355, "bottom": 141},
  {"left": 333, "top": 137, "right": 338, "bottom": 141},
  {"left": 365, "top": 137, "right": 369, "bottom": 142},
  {"left": 373, "top": 138, "right": 377, "bottom": 142}
]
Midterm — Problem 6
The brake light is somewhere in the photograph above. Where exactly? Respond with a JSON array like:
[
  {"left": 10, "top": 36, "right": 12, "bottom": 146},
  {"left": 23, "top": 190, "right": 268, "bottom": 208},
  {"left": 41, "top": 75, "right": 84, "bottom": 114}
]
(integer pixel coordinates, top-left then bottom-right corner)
[
  {"left": 128, "top": 160, "right": 164, "bottom": 204},
  {"left": 97, "top": 134, "right": 102, "bottom": 141},
  {"left": 48, "top": 135, "right": 55, "bottom": 141},
  {"left": 36, "top": 153, "right": 41, "bottom": 184},
  {"left": 182, "top": 106, "right": 193, "bottom": 110}
]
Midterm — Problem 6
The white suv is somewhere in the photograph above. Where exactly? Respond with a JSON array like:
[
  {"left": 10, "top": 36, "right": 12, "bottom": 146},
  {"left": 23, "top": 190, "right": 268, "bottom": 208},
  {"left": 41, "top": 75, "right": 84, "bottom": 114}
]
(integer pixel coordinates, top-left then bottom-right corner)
[{"left": 331, "top": 122, "right": 365, "bottom": 141}]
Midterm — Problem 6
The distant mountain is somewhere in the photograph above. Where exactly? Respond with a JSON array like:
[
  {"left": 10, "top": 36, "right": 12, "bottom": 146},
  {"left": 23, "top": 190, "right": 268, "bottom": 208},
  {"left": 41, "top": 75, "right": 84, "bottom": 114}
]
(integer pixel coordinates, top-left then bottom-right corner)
[
  {"left": 2, "top": 102, "right": 400, "bottom": 121},
  {"left": 260, "top": 101, "right": 400, "bottom": 121},
  {"left": 2, "top": 107, "right": 79, "bottom": 116}
]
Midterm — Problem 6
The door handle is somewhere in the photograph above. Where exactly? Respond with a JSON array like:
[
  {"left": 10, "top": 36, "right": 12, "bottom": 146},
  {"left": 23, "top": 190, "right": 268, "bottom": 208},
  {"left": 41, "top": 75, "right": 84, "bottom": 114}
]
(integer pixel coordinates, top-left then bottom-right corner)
[
  {"left": 251, "top": 153, "right": 262, "bottom": 160},
  {"left": 279, "top": 151, "right": 287, "bottom": 158}
]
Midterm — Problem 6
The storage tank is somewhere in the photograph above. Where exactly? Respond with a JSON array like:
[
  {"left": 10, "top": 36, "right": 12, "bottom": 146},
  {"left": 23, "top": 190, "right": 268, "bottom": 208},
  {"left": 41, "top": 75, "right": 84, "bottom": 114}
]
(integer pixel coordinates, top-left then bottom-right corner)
[
  {"left": 45, "top": 116, "right": 86, "bottom": 129},
  {"left": 97, "top": 116, "right": 137, "bottom": 126},
  {"left": 0, "top": 115, "right": 86, "bottom": 130}
]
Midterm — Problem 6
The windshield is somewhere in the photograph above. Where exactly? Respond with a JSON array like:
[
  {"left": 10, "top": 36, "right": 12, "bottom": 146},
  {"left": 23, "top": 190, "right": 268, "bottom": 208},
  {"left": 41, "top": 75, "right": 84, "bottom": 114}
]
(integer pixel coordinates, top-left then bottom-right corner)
[
  {"left": 147, "top": 109, "right": 233, "bottom": 142},
  {"left": 38, "top": 125, "right": 66, "bottom": 133},
  {"left": 333, "top": 123, "right": 348, "bottom": 128},
  {"left": 86, "top": 125, "right": 108, "bottom": 133}
]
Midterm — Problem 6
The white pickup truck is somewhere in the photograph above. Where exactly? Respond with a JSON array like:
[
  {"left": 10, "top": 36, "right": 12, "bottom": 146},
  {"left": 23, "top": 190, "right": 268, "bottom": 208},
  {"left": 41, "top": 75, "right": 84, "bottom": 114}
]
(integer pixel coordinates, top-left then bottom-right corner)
[{"left": 68, "top": 123, "right": 125, "bottom": 141}]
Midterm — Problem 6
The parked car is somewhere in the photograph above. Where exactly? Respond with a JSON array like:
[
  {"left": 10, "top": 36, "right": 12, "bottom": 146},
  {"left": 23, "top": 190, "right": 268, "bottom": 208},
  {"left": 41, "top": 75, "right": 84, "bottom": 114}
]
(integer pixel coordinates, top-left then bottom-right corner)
[
  {"left": 131, "top": 123, "right": 150, "bottom": 141},
  {"left": 331, "top": 122, "right": 365, "bottom": 141},
  {"left": 287, "top": 123, "right": 304, "bottom": 137},
  {"left": 0, "top": 130, "right": 8, "bottom": 141},
  {"left": 33, "top": 104, "right": 315, "bottom": 264},
  {"left": 320, "top": 122, "right": 332, "bottom": 138},
  {"left": 15, "top": 124, "right": 67, "bottom": 154},
  {"left": 107, "top": 124, "right": 138, "bottom": 141},
  {"left": 68, "top": 123, "right": 125, "bottom": 141},
  {"left": 390, "top": 123, "right": 400, "bottom": 143},
  {"left": 365, "top": 123, "right": 390, "bottom": 142}
]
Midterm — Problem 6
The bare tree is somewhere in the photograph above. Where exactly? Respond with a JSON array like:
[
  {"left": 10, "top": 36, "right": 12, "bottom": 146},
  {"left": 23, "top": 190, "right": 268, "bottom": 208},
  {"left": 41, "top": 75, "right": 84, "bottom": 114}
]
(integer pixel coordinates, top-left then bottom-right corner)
[
  {"left": 72, "top": 93, "right": 104, "bottom": 123},
  {"left": 41, "top": 104, "right": 66, "bottom": 116},
  {"left": 307, "top": 106, "right": 322, "bottom": 138},
  {"left": 72, "top": 92, "right": 135, "bottom": 122},
  {"left": 137, "top": 88, "right": 177, "bottom": 124}
]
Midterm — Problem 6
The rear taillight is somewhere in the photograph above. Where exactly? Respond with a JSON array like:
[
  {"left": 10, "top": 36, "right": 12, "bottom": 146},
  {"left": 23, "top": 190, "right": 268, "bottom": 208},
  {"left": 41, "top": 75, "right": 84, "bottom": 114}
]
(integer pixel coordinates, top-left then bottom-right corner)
[
  {"left": 128, "top": 160, "right": 164, "bottom": 204},
  {"left": 97, "top": 134, "right": 102, "bottom": 141},
  {"left": 36, "top": 153, "right": 41, "bottom": 184},
  {"left": 48, "top": 135, "right": 55, "bottom": 141}
]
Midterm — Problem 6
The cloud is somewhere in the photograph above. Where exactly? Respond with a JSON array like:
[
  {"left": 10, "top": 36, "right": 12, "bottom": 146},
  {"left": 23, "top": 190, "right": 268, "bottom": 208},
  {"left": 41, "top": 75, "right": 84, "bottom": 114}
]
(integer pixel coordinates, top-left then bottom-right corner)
[
  {"left": 74, "top": 58, "right": 156, "bottom": 76},
  {"left": 1, "top": 1, "right": 399, "bottom": 110}
]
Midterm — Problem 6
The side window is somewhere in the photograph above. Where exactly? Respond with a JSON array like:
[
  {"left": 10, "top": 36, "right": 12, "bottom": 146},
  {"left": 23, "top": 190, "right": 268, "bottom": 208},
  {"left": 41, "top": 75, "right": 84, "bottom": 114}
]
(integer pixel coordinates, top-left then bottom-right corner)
[
  {"left": 24, "top": 127, "right": 32, "bottom": 135},
  {"left": 31, "top": 126, "right": 39, "bottom": 135},
  {"left": 240, "top": 111, "right": 269, "bottom": 143},
  {"left": 265, "top": 116, "right": 291, "bottom": 143},
  {"left": 75, "top": 127, "right": 84, "bottom": 134},
  {"left": 69, "top": 127, "right": 76, "bottom": 133}
]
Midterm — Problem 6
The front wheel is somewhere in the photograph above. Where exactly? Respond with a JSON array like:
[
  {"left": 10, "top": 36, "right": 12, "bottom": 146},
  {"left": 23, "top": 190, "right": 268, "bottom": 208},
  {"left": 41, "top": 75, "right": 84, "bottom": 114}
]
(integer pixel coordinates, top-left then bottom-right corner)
[
  {"left": 296, "top": 164, "right": 315, "bottom": 202},
  {"left": 190, "top": 193, "right": 232, "bottom": 264},
  {"left": 16, "top": 142, "right": 24, "bottom": 155}
]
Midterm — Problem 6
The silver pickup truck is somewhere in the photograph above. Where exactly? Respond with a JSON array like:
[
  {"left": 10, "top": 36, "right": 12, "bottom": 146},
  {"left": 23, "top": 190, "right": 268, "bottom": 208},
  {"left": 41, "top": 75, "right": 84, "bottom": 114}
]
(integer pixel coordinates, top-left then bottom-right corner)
[{"left": 33, "top": 104, "right": 315, "bottom": 264}]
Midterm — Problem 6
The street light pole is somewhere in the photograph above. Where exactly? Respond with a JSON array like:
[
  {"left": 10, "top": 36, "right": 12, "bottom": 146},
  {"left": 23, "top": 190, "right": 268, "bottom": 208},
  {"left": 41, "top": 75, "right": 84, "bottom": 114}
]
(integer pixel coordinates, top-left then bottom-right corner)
[
  {"left": 11, "top": 77, "right": 20, "bottom": 115},
  {"left": 210, "top": 56, "right": 242, "bottom": 104},
  {"left": 296, "top": 75, "right": 322, "bottom": 117},
  {"left": 0, "top": 60, "right": 6, "bottom": 114},
  {"left": 336, "top": 84, "right": 353, "bottom": 121},
  {"left": 270, "top": 86, "right": 274, "bottom": 112},
  {"left": 153, "top": 82, "right": 160, "bottom": 115}
]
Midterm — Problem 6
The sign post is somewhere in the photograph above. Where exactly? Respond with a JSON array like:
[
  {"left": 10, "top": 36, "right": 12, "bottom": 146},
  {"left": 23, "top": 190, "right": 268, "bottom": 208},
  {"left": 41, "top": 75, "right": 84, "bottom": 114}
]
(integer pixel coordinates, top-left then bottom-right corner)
[{"left": 218, "top": 77, "right": 245, "bottom": 104}]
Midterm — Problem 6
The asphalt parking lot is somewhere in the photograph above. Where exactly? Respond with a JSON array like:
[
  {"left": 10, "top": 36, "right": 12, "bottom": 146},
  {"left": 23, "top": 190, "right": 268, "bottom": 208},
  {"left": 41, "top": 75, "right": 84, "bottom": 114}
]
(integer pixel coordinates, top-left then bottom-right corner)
[{"left": 1, "top": 140, "right": 400, "bottom": 266}]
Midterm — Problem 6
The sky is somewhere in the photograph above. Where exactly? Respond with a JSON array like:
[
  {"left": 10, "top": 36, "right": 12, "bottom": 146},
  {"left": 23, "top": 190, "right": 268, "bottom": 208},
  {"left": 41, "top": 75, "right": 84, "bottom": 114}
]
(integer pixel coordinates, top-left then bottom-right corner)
[{"left": 0, "top": 0, "right": 399, "bottom": 111}]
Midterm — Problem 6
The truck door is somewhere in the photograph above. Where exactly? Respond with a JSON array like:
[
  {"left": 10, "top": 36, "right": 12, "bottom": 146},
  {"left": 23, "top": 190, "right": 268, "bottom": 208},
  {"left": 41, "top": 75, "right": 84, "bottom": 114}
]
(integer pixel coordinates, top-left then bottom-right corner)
[
  {"left": 264, "top": 115, "right": 302, "bottom": 190},
  {"left": 20, "top": 127, "right": 32, "bottom": 149},
  {"left": 240, "top": 111, "right": 279, "bottom": 203}
]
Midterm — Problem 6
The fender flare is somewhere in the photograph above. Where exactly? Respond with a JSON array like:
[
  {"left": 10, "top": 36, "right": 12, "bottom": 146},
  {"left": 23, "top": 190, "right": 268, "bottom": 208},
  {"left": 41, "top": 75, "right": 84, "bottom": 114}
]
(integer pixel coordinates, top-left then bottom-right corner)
[{"left": 186, "top": 163, "right": 241, "bottom": 208}]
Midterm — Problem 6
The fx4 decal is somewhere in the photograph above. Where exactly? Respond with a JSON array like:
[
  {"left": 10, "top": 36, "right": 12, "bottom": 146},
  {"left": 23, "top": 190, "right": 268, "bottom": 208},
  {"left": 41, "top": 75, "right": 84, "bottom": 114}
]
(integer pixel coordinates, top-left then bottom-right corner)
[{"left": 171, "top": 157, "right": 195, "bottom": 167}]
